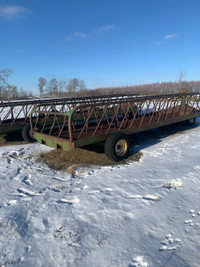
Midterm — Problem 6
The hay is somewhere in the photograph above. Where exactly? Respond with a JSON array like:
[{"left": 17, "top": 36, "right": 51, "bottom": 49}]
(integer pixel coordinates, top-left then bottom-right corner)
[
  {"left": 39, "top": 147, "right": 143, "bottom": 171},
  {"left": 0, "top": 131, "right": 27, "bottom": 146},
  {"left": 0, "top": 135, "right": 7, "bottom": 146}
]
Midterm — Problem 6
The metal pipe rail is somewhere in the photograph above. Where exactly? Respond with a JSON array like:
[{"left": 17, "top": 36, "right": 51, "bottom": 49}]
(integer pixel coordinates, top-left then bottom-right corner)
[
  {"left": 30, "top": 93, "right": 200, "bottom": 155},
  {"left": 0, "top": 93, "right": 138, "bottom": 135},
  {"left": 0, "top": 93, "right": 139, "bottom": 108}
]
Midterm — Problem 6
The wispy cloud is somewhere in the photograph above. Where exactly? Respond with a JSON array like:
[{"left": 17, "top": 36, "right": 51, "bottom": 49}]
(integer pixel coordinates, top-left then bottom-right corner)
[
  {"left": 64, "top": 32, "right": 89, "bottom": 41},
  {"left": 95, "top": 25, "right": 117, "bottom": 33},
  {"left": 163, "top": 33, "right": 178, "bottom": 40},
  {"left": 153, "top": 33, "right": 178, "bottom": 45},
  {"left": 64, "top": 24, "right": 117, "bottom": 42},
  {"left": 0, "top": 5, "right": 29, "bottom": 19},
  {"left": 72, "top": 32, "right": 88, "bottom": 38}
]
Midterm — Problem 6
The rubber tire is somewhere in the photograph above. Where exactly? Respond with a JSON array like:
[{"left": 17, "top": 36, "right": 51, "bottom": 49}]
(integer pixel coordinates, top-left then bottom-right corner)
[
  {"left": 22, "top": 124, "right": 36, "bottom": 143},
  {"left": 104, "top": 132, "right": 130, "bottom": 162},
  {"left": 185, "top": 118, "right": 196, "bottom": 126}
]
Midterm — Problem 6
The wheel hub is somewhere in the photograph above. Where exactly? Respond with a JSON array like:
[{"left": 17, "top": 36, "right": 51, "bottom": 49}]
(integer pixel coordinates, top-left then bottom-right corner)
[{"left": 115, "top": 139, "right": 128, "bottom": 156}]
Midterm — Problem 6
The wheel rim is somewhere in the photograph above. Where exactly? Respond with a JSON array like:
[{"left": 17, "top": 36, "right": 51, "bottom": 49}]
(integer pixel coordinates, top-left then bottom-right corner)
[{"left": 115, "top": 139, "right": 128, "bottom": 157}]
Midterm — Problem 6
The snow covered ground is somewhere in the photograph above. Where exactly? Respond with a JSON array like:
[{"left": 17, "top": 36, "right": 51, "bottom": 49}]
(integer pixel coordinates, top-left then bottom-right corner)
[{"left": 1, "top": 120, "right": 200, "bottom": 266}]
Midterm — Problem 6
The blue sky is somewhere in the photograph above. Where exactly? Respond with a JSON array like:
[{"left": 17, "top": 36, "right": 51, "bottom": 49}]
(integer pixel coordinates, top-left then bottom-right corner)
[{"left": 0, "top": 0, "right": 200, "bottom": 94}]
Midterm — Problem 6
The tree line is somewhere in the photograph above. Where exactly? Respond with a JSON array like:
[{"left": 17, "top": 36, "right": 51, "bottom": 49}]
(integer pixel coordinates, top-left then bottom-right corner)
[
  {"left": 92, "top": 81, "right": 199, "bottom": 96},
  {"left": 0, "top": 69, "right": 87, "bottom": 100},
  {"left": 38, "top": 77, "right": 86, "bottom": 97},
  {"left": 1, "top": 68, "right": 200, "bottom": 101}
]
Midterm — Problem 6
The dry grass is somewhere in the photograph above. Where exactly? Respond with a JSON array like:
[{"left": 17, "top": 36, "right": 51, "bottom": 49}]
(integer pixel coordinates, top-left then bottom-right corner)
[
  {"left": 0, "top": 132, "right": 27, "bottom": 147},
  {"left": 39, "top": 147, "right": 143, "bottom": 171}
]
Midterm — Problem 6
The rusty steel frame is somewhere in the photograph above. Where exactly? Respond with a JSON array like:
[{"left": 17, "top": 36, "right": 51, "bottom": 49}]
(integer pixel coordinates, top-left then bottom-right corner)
[
  {"left": 30, "top": 93, "right": 200, "bottom": 151},
  {"left": 0, "top": 93, "right": 137, "bottom": 134}
]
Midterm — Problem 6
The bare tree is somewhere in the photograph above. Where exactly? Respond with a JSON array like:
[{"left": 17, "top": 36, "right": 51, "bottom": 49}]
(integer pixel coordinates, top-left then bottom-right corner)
[
  {"left": 58, "top": 80, "right": 66, "bottom": 95},
  {"left": 79, "top": 80, "right": 86, "bottom": 91},
  {"left": 178, "top": 70, "right": 187, "bottom": 91},
  {"left": 10, "top": 86, "right": 18, "bottom": 99},
  {"left": 67, "top": 78, "right": 79, "bottom": 94},
  {"left": 38, "top": 77, "right": 47, "bottom": 96},
  {"left": 48, "top": 78, "right": 58, "bottom": 96},
  {"left": 0, "top": 69, "right": 14, "bottom": 100},
  {"left": 0, "top": 69, "right": 13, "bottom": 85},
  {"left": 0, "top": 83, "right": 3, "bottom": 100}
]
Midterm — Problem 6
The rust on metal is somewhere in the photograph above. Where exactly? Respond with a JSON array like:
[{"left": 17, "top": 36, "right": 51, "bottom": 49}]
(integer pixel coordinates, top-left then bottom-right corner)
[
  {"left": 29, "top": 93, "right": 200, "bottom": 152},
  {"left": 0, "top": 93, "right": 138, "bottom": 134}
]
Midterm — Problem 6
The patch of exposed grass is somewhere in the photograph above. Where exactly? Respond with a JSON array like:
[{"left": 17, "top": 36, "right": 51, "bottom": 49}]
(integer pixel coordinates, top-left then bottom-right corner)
[
  {"left": 0, "top": 135, "right": 7, "bottom": 146},
  {"left": 0, "top": 131, "right": 27, "bottom": 146},
  {"left": 39, "top": 147, "right": 143, "bottom": 171}
]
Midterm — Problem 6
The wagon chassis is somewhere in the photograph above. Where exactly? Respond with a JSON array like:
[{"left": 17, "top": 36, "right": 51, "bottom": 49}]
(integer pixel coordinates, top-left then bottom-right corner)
[{"left": 30, "top": 93, "right": 200, "bottom": 161}]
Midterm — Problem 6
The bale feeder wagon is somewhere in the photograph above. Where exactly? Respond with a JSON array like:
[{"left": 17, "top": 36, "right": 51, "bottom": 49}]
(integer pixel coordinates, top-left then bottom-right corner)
[
  {"left": 29, "top": 93, "right": 200, "bottom": 161},
  {"left": 0, "top": 93, "right": 136, "bottom": 141}
]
